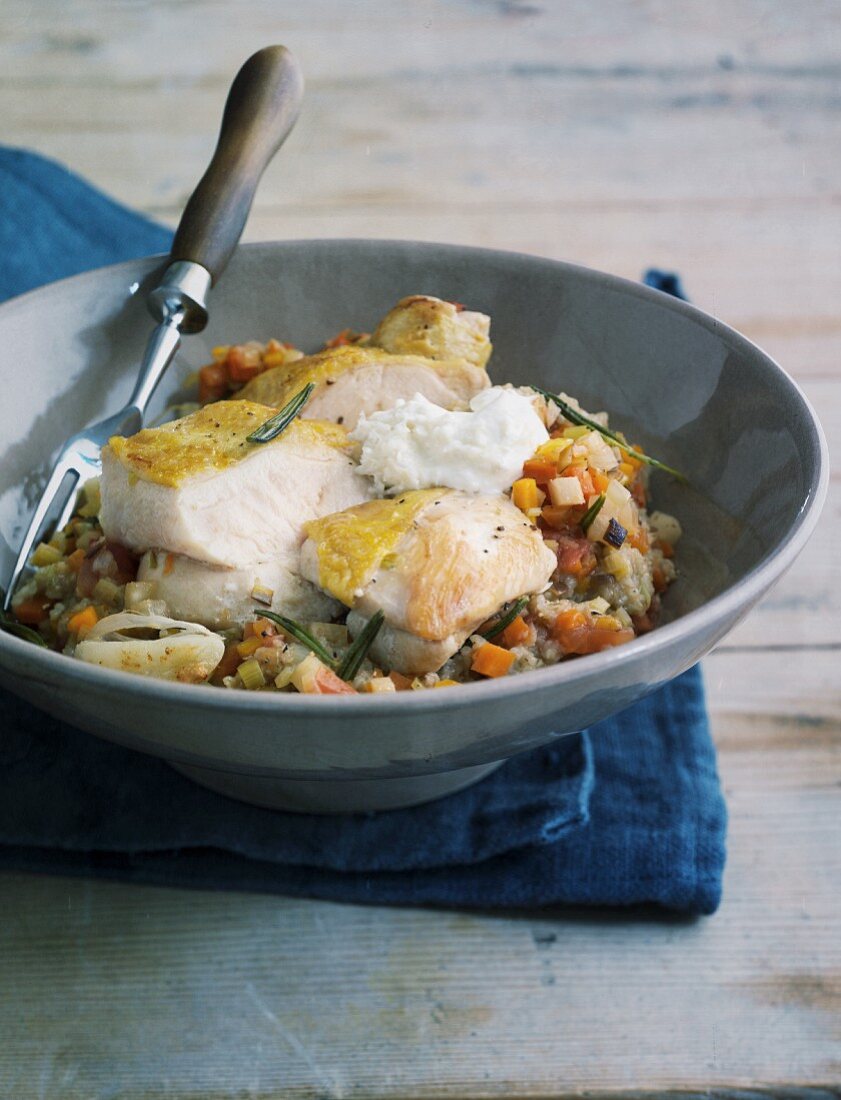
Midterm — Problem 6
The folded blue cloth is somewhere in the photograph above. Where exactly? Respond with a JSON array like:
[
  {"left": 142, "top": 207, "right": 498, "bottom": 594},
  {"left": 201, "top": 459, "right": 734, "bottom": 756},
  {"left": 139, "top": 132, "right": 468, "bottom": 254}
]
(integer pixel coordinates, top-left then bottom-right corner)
[{"left": 0, "top": 147, "right": 727, "bottom": 914}]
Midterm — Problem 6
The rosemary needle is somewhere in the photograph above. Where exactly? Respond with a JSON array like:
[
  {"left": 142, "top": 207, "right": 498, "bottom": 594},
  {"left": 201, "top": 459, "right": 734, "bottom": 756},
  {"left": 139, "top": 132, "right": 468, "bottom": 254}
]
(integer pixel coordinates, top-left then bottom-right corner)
[
  {"left": 481, "top": 596, "right": 529, "bottom": 640},
  {"left": 337, "top": 611, "right": 385, "bottom": 681},
  {"left": 531, "top": 385, "right": 687, "bottom": 482},
  {"left": 259, "top": 611, "right": 337, "bottom": 667},
  {"left": 246, "top": 383, "right": 315, "bottom": 443},
  {"left": 580, "top": 493, "right": 606, "bottom": 534}
]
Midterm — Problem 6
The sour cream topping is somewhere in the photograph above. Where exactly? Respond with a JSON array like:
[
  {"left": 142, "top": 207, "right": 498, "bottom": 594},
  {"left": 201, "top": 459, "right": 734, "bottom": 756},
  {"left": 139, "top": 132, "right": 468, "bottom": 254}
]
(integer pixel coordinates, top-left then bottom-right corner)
[{"left": 350, "top": 386, "right": 549, "bottom": 495}]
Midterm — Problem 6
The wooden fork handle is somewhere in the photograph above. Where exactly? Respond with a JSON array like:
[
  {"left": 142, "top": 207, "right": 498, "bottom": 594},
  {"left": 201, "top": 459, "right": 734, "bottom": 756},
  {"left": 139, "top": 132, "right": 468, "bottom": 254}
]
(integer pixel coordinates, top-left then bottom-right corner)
[{"left": 169, "top": 45, "right": 303, "bottom": 284}]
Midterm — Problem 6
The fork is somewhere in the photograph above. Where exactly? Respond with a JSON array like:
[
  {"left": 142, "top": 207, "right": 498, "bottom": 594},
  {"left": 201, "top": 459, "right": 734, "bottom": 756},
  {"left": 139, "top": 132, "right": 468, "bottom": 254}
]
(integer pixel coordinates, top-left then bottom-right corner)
[{"left": 3, "top": 45, "right": 303, "bottom": 611}]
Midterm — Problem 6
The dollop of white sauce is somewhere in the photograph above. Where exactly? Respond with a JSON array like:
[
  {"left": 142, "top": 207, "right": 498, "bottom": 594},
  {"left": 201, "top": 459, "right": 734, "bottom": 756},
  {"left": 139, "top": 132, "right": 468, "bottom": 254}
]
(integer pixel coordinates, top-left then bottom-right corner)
[{"left": 350, "top": 386, "right": 549, "bottom": 495}]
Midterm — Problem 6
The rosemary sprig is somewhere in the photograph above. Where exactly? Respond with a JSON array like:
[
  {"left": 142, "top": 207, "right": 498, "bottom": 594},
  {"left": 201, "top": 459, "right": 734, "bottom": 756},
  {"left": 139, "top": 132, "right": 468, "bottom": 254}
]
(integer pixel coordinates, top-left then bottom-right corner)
[
  {"left": 0, "top": 605, "right": 47, "bottom": 647},
  {"left": 259, "top": 611, "right": 338, "bottom": 667},
  {"left": 336, "top": 610, "right": 385, "bottom": 681},
  {"left": 480, "top": 596, "right": 529, "bottom": 640},
  {"left": 580, "top": 493, "right": 605, "bottom": 534},
  {"left": 531, "top": 385, "right": 687, "bottom": 482},
  {"left": 246, "top": 383, "right": 315, "bottom": 443}
]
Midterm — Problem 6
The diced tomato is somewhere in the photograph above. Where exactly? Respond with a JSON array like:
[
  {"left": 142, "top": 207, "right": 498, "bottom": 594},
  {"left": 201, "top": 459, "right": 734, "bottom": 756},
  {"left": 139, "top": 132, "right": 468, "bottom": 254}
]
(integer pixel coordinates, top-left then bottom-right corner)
[
  {"left": 226, "top": 345, "right": 262, "bottom": 382},
  {"left": 554, "top": 534, "right": 597, "bottom": 578},
  {"left": 76, "top": 541, "right": 138, "bottom": 597},
  {"left": 198, "top": 362, "right": 228, "bottom": 403},
  {"left": 13, "top": 595, "right": 51, "bottom": 625},
  {"left": 552, "top": 609, "right": 635, "bottom": 655}
]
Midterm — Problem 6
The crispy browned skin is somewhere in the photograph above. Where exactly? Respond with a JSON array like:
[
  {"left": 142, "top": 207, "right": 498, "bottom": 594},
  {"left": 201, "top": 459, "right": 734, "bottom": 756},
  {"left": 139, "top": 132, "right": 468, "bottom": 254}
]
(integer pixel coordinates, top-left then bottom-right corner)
[{"left": 372, "top": 295, "right": 492, "bottom": 368}]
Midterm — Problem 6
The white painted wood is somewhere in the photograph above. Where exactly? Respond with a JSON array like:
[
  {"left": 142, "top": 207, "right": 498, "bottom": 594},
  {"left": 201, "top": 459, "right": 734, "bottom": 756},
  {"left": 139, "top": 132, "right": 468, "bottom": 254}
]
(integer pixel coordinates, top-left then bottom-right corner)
[{"left": 0, "top": 0, "right": 838, "bottom": 1095}]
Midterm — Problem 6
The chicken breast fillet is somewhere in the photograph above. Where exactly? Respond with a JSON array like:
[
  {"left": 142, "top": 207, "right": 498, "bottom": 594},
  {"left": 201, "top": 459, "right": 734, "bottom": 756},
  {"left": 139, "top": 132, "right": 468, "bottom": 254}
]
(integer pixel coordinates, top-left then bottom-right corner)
[
  {"left": 300, "top": 489, "right": 555, "bottom": 674},
  {"left": 238, "top": 345, "right": 489, "bottom": 431},
  {"left": 372, "top": 295, "right": 492, "bottom": 368},
  {"left": 100, "top": 400, "right": 373, "bottom": 568},
  {"left": 137, "top": 551, "right": 341, "bottom": 630}
]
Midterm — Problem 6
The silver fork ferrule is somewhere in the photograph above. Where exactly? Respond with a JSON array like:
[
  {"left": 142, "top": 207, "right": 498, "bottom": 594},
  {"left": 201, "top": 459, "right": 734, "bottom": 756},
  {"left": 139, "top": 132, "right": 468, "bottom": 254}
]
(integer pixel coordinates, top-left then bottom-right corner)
[{"left": 147, "top": 260, "right": 212, "bottom": 334}]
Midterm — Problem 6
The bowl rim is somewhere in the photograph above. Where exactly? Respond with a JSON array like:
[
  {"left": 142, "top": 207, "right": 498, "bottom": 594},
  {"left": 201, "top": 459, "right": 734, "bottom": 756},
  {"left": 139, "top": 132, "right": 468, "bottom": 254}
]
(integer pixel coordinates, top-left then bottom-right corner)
[{"left": 0, "top": 238, "right": 829, "bottom": 715}]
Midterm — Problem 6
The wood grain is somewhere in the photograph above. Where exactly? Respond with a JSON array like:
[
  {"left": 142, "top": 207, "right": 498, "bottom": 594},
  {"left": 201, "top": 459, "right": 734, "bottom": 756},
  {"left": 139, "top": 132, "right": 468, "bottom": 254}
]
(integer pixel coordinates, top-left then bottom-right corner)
[{"left": 0, "top": 0, "right": 839, "bottom": 1097}]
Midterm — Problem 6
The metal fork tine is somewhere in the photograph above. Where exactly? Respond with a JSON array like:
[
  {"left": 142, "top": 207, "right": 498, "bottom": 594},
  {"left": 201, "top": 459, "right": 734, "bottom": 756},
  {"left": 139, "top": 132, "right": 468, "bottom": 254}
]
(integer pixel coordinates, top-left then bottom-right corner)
[{"left": 2, "top": 461, "right": 80, "bottom": 611}]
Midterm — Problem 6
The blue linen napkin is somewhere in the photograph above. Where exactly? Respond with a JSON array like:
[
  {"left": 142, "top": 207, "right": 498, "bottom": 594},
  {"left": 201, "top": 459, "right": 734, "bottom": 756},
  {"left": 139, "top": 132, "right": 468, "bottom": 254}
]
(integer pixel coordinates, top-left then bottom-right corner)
[{"left": 0, "top": 147, "right": 727, "bottom": 914}]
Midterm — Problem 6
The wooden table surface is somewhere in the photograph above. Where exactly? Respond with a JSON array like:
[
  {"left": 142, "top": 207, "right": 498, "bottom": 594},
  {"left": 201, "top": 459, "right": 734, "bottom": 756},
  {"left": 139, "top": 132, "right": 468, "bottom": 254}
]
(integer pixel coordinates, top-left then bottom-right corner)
[{"left": 1, "top": 2, "right": 839, "bottom": 1096}]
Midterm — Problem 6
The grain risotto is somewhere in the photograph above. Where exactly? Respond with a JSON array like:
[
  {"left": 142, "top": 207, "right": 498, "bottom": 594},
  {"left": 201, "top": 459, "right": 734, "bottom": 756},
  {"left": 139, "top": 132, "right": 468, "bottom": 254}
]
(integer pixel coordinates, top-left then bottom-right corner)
[{"left": 8, "top": 294, "right": 682, "bottom": 695}]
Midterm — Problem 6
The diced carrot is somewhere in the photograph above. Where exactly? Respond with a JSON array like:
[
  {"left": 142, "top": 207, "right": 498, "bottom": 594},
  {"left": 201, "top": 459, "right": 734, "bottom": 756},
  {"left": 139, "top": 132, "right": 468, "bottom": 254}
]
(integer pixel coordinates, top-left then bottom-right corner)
[
  {"left": 552, "top": 608, "right": 635, "bottom": 655},
  {"left": 388, "top": 670, "right": 414, "bottom": 691},
  {"left": 67, "top": 605, "right": 99, "bottom": 638},
  {"left": 198, "top": 361, "right": 228, "bottom": 403},
  {"left": 512, "top": 478, "right": 540, "bottom": 513},
  {"left": 652, "top": 565, "right": 668, "bottom": 592},
  {"left": 590, "top": 469, "right": 610, "bottom": 494},
  {"left": 522, "top": 458, "right": 558, "bottom": 483},
  {"left": 501, "top": 615, "right": 532, "bottom": 648},
  {"left": 626, "top": 525, "right": 650, "bottom": 553},
  {"left": 655, "top": 538, "right": 675, "bottom": 559},
  {"left": 471, "top": 642, "right": 516, "bottom": 678},
  {"left": 13, "top": 596, "right": 51, "bottom": 625},
  {"left": 631, "top": 478, "right": 647, "bottom": 508},
  {"left": 66, "top": 548, "right": 85, "bottom": 573}
]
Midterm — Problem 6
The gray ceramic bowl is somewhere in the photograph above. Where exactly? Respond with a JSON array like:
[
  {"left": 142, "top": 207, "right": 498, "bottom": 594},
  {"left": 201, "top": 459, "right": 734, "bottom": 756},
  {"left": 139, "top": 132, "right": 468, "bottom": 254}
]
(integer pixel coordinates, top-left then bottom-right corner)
[{"left": 0, "top": 241, "right": 828, "bottom": 812}]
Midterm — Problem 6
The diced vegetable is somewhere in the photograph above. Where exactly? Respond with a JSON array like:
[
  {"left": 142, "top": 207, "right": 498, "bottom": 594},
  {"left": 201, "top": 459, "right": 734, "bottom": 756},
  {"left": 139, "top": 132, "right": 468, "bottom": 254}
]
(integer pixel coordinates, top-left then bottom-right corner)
[
  {"left": 13, "top": 595, "right": 51, "bottom": 625},
  {"left": 250, "top": 583, "right": 274, "bottom": 607},
  {"left": 603, "top": 517, "right": 627, "bottom": 549},
  {"left": 536, "top": 437, "right": 573, "bottom": 464},
  {"left": 433, "top": 679, "right": 460, "bottom": 688},
  {"left": 237, "top": 635, "right": 263, "bottom": 659},
  {"left": 560, "top": 464, "right": 595, "bottom": 499},
  {"left": 541, "top": 505, "right": 572, "bottom": 528},
  {"left": 580, "top": 430, "right": 619, "bottom": 472},
  {"left": 522, "top": 458, "right": 558, "bottom": 483},
  {"left": 548, "top": 476, "right": 585, "bottom": 507},
  {"left": 124, "top": 581, "right": 154, "bottom": 609},
  {"left": 198, "top": 362, "right": 228, "bottom": 403},
  {"left": 512, "top": 478, "right": 541, "bottom": 514},
  {"left": 237, "top": 657, "right": 265, "bottom": 690},
  {"left": 67, "top": 605, "right": 99, "bottom": 638},
  {"left": 471, "top": 641, "right": 516, "bottom": 678},
  {"left": 648, "top": 510, "right": 683, "bottom": 547},
  {"left": 212, "top": 641, "right": 243, "bottom": 684},
  {"left": 551, "top": 608, "right": 635, "bottom": 655},
  {"left": 31, "top": 542, "right": 63, "bottom": 567},
  {"left": 292, "top": 652, "right": 357, "bottom": 695},
  {"left": 554, "top": 534, "right": 598, "bottom": 577},
  {"left": 501, "top": 615, "right": 532, "bottom": 648},
  {"left": 361, "top": 675, "right": 397, "bottom": 694}
]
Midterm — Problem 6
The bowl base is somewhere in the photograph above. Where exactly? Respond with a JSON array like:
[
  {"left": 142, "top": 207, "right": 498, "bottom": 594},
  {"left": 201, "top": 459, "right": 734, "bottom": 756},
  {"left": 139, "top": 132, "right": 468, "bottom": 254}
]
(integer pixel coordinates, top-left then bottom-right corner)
[{"left": 170, "top": 759, "right": 504, "bottom": 814}]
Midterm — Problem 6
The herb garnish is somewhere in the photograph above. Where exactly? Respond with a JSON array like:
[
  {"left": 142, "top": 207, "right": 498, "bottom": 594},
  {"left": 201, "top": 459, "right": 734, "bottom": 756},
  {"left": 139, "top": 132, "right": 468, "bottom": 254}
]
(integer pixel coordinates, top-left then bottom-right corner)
[
  {"left": 580, "top": 493, "right": 605, "bottom": 534},
  {"left": 259, "top": 608, "right": 385, "bottom": 683},
  {"left": 246, "top": 383, "right": 315, "bottom": 443},
  {"left": 336, "top": 611, "right": 385, "bottom": 681},
  {"left": 531, "top": 385, "right": 686, "bottom": 482},
  {"left": 259, "top": 611, "right": 337, "bottom": 666},
  {"left": 480, "top": 596, "right": 529, "bottom": 640}
]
